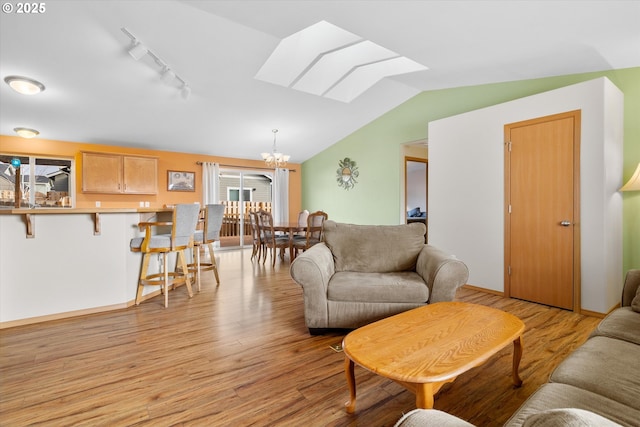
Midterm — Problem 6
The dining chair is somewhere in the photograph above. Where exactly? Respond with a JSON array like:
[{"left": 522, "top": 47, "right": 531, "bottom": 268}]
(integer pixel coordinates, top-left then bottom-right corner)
[
  {"left": 295, "top": 210, "right": 309, "bottom": 237},
  {"left": 130, "top": 203, "right": 201, "bottom": 308},
  {"left": 190, "top": 204, "right": 224, "bottom": 291},
  {"left": 292, "top": 210, "right": 328, "bottom": 259},
  {"left": 258, "top": 210, "right": 290, "bottom": 267},
  {"left": 249, "top": 210, "right": 263, "bottom": 262}
]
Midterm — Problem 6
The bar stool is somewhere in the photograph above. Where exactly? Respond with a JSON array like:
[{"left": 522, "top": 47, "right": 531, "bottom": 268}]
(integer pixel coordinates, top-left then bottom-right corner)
[
  {"left": 189, "top": 204, "right": 224, "bottom": 291},
  {"left": 130, "top": 203, "right": 201, "bottom": 308}
]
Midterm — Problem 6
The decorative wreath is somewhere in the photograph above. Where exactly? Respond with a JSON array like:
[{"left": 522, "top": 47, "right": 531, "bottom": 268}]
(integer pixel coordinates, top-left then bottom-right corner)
[{"left": 336, "top": 157, "right": 359, "bottom": 190}]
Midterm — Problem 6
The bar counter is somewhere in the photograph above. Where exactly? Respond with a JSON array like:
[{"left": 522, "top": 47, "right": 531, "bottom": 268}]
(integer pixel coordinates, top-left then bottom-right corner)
[{"left": 0, "top": 207, "right": 172, "bottom": 327}]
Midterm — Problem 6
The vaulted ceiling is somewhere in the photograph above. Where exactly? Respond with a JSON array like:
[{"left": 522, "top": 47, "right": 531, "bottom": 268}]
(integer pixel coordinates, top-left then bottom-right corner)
[{"left": 1, "top": 1, "right": 638, "bottom": 163}]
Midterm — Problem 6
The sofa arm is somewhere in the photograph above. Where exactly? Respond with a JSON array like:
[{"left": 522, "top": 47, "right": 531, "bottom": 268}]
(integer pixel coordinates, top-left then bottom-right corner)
[
  {"left": 394, "top": 409, "right": 475, "bottom": 427},
  {"left": 622, "top": 269, "right": 640, "bottom": 307},
  {"left": 416, "top": 245, "right": 469, "bottom": 303},
  {"left": 290, "top": 243, "right": 336, "bottom": 328}
]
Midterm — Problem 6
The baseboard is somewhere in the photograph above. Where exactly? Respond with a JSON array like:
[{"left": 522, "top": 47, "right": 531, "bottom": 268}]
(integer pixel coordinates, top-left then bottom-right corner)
[
  {"left": 0, "top": 302, "right": 129, "bottom": 329},
  {"left": 0, "top": 286, "right": 185, "bottom": 329},
  {"left": 461, "top": 284, "right": 504, "bottom": 297}
]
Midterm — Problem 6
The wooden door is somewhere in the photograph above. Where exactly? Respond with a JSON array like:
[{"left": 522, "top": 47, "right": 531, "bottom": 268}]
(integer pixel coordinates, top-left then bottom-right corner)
[{"left": 504, "top": 111, "right": 580, "bottom": 310}]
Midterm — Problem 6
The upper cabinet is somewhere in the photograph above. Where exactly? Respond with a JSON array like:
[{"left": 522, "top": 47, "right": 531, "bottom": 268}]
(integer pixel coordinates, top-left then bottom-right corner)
[{"left": 82, "top": 152, "right": 158, "bottom": 194}]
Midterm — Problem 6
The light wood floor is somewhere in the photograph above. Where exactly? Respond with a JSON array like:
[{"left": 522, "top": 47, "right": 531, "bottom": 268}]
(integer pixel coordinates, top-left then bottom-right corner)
[{"left": 0, "top": 249, "right": 601, "bottom": 426}]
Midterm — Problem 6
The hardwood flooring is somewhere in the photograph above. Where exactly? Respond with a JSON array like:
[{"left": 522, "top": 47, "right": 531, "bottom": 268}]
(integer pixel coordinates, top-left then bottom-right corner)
[{"left": 0, "top": 249, "right": 601, "bottom": 426}]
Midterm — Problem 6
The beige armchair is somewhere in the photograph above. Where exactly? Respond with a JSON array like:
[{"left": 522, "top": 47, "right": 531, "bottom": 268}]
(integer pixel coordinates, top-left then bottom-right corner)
[{"left": 290, "top": 220, "right": 469, "bottom": 334}]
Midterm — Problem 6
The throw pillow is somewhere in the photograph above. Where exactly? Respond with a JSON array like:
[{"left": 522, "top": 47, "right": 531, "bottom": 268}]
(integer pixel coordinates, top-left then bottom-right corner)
[
  {"left": 632, "top": 284, "right": 640, "bottom": 313},
  {"left": 523, "top": 408, "right": 621, "bottom": 427}
]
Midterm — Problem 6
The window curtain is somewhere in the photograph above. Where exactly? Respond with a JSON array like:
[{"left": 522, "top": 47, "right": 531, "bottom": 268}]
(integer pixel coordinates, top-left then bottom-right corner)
[
  {"left": 201, "top": 162, "right": 220, "bottom": 205},
  {"left": 272, "top": 168, "right": 289, "bottom": 224}
]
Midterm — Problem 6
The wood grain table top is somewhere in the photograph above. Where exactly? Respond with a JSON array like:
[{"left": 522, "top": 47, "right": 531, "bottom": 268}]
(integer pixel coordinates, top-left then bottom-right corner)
[{"left": 342, "top": 301, "right": 525, "bottom": 384}]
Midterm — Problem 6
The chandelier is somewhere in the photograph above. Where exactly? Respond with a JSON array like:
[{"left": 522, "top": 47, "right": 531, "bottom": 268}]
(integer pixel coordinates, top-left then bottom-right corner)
[{"left": 261, "top": 129, "right": 290, "bottom": 168}]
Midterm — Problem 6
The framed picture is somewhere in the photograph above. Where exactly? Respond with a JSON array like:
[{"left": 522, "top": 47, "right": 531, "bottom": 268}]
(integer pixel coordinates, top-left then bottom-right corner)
[{"left": 167, "top": 170, "right": 195, "bottom": 192}]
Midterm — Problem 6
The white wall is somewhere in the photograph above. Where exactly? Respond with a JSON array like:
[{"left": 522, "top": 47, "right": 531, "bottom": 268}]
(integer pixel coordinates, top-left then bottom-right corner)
[
  {"left": 428, "top": 77, "right": 623, "bottom": 314},
  {"left": 0, "top": 213, "right": 153, "bottom": 323}
]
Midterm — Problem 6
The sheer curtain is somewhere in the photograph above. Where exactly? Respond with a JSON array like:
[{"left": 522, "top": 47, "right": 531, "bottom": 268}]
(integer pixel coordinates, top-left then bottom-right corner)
[
  {"left": 201, "top": 162, "right": 220, "bottom": 205},
  {"left": 272, "top": 168, "right": 289, "bottom": 224}
]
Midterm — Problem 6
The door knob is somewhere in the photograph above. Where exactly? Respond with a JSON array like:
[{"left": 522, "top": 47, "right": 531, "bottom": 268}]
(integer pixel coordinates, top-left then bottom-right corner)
[{"left": 560, "top": 221, "right": 571, "bottom": 226}]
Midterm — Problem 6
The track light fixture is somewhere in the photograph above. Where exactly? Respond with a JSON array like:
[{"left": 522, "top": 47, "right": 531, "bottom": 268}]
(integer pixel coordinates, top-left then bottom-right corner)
[
  {"left": 128, "top": 41, "right": 148, "bottom": 60},
  {"left": 181, "top": 84, "right": 191, "bottom": 100},
  {"left": 121, "top": 27, "right": 190, "bottom": 100},
  {"left": 161, "top": 67, "right": 175, "bottom": 84}
]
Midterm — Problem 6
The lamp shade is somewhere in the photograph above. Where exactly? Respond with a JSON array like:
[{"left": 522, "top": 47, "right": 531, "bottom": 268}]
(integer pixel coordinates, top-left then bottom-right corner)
[{"left": 620, "top": 162, "right": 640, "bottom": 192}]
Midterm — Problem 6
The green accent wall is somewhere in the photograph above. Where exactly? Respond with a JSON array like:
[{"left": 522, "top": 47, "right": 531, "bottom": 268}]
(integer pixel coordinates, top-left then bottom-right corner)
[{"left": 301, "top": 67, "right": 640, "bottom": 273}]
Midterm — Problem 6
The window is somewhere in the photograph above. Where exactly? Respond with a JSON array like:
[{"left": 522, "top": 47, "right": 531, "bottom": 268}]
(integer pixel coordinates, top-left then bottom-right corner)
[
  {"left": 0, "top": 155, "right": 74, "bottom": 208},
  {"left": 227, "top": 187, "right": 252, "bottom": 202}
]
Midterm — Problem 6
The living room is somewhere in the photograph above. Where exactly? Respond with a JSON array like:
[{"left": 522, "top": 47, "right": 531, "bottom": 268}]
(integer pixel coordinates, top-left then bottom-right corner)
[{"left": 1, "top": 1, "right": 639, "bottom": 426}]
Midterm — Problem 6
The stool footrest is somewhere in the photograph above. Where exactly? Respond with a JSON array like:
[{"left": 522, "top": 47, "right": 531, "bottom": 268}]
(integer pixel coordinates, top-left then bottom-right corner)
[{"left": 141, "top": 272, "right": 188, "bottom": 287}]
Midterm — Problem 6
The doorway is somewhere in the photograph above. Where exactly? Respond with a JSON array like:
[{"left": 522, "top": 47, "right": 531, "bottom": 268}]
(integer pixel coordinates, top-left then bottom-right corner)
[
  {"left": 218, "top": 169, "right": 273, "bottom": 249},
  {"left": 504, "top": 110, "right": 581, "bottom": 311},
  {"left": 405, "top": 157, "right": 428, "bottom": 228}
]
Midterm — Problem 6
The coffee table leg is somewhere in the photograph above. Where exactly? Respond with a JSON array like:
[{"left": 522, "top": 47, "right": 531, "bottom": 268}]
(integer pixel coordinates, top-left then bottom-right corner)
[
  {"left": 415, "top": 383, "right": 435, "bottom": 409},
  {"left": 345, "top": 356, "right": 357, "bottom": 413},
  {"left": 512, "top": 335, "right": 523, "bottom": 387}
]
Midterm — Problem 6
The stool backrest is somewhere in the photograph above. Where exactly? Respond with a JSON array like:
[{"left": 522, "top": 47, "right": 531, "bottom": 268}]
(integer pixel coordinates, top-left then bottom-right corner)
[
  {"left": 204, "top": 204, "right": 225, "bottom": 242},
  {"left": 173, "top": 204, "right": 201, "bottom": 248}
]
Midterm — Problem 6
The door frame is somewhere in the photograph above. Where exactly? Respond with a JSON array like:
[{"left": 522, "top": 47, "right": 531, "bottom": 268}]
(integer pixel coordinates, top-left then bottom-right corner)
[{"left": 503, "top": 110, "right": 582, "bottom": 313}]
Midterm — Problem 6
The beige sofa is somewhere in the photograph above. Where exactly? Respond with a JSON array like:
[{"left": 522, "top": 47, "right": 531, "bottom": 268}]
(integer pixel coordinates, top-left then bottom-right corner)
[
  {"left": 395, "top": 270, "right": 640, "bottom": 427},
  {"left": 289, "top": 220, "right": 469, "bottom": 334}
]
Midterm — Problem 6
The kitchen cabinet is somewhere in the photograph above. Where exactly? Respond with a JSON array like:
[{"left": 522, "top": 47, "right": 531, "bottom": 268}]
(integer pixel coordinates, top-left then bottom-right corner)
[{"left": 82, "top": 152, "right": 157, "bottom": 194}]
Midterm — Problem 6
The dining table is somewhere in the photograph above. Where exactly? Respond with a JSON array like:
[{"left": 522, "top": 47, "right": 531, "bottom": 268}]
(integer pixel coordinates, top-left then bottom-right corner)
[{"left": 273, "top": 222, "right": 307, "bottom": 261}]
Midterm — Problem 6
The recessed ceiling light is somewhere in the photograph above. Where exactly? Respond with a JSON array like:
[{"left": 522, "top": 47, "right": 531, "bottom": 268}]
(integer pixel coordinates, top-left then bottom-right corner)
[
  {"left": 14, "top": 127, "right": 40, "bottom": 138},
  {"left": 4, "top": 75, "right": 45, "bottom": 95}
]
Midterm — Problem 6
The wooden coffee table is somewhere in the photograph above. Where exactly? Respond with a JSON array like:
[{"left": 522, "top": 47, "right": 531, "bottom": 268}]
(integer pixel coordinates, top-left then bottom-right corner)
[{"left": 342, "top": 301, "right": 524, "bottom": 412}]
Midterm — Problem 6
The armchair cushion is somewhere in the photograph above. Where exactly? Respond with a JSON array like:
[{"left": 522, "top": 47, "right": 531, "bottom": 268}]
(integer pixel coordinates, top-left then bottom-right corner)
[
  {"left": 323, "top": 220, "right": 426, "bottom": 273},
  {"left": 328, "top": 271, "right": 429, "bottom": 303}
]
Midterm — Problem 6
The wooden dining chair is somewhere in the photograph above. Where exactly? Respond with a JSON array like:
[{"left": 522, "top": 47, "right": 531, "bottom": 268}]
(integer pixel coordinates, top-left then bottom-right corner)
[
  {"left": 295, "top": 210, "right": 309, "bottom": 237},
  {"left": 130, "top": 203, "right": 201, "bottom": 308},
  {"left": 189, "top": 204, "right": 224, "bottom": 291},
  {"left": 258, "top": 210, "right": 290, "bottom": 267},
  {"left": 292, "top": 210, "right": 328, "bottom": 259},
  {"left": 249, "top": 211, "right": 263, "bottom": 262}
]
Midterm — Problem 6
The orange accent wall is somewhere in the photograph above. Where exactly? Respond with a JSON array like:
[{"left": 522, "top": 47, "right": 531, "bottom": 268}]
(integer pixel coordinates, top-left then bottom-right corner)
[{"left": 0, "top": 135, "right": 302, "bottom": 219}]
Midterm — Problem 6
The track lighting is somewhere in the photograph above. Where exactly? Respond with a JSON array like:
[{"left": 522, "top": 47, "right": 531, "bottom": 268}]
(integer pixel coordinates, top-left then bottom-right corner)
[
  {"left": 4, "top": 75, "right": 45, "bottom": 95},
  {"left": 128, "top": 42, "right": 147, "bottom": 60},
  {"left": 121, "top": 27, "right": 191, "bottom": 100},
  {"left": 181, "top": 84, "right": 191, "bottom": 100},
  {"left": 161, "top": 67, "right": 175, "bottom": 84}
]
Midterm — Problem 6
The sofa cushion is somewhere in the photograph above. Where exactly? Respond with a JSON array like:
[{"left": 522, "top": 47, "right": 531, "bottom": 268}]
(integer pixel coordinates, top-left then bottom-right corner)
[
  {"left": 323, "top": 220, "right": 426, "bottom": 273},
  {"left": 590, "top": 307, "right": 640, "bottom": 345},
  {"left": 523, "top": 408, "right": 622, "bottom": 427},
  {"left": 504, "top": 383, "right": 640, "bottom": 427},
  {"left": 549, "top": 336, "right": 640, "bottom": 410},
  {"left": 328, "top": 271, "right": 429, "bottom": 303}
]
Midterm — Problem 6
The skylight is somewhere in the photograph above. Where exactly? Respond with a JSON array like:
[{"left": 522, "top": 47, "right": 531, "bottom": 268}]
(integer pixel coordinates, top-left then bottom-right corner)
[{"left": 255, "top": 20, "right": 428, "bottom": 103}]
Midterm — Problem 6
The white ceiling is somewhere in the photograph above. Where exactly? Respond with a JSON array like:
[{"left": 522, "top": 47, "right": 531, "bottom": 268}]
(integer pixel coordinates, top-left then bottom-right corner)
[{"left": 1, "top": 1, "right": 639, "bottom": 163}]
